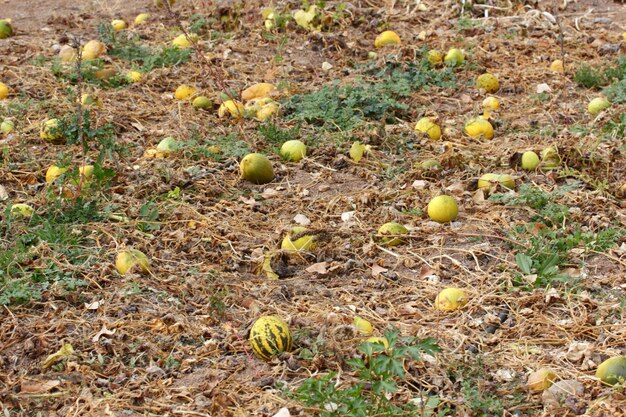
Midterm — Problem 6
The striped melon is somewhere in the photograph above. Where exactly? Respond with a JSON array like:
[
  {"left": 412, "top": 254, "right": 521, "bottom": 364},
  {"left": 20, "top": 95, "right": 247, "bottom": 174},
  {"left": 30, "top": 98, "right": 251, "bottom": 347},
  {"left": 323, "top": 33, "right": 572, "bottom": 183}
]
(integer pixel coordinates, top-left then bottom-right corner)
[{"left": 249, "top": 316, "right": 292, "bottom": 361}]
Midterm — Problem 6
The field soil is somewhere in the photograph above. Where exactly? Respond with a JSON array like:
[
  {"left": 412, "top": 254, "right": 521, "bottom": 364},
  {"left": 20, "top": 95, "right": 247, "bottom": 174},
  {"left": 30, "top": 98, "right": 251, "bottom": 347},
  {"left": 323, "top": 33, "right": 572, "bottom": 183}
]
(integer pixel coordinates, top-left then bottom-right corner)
[{"left": 0, "top": 0, "right": 625, "bottom": 416}]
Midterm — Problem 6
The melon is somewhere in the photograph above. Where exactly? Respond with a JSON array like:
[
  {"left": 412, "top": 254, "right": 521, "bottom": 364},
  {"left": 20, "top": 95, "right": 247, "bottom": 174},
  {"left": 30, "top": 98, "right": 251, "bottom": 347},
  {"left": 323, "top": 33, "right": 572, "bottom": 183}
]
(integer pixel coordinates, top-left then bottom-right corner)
[
  {"left": 115, "top": 249, "right": 150, "bottom": 275},
  {"left": 476, "top": 73, "right": 499, "bottom": 93},
  {"left": 434, "top": 287, "right": 468, "bottom": 311},
  {"left": 427, "top": 195, "right": 458, "bottom": 223},
  {"left": 521, "top": 151, "right": 540, "bottom": 171},
  {"left": 280, "top": 140, "right": 307, "bottom": 162},
  {"left": 240, "top": 153, "right": 274, "bottom": 184},
  {"left": 377, "top": 222, "right": 408, "bottom": 246},
  {"left": 281, "top": 226, "right": 316, "bottom": 253},
  {"left": 596, "top": 356, "right": 626, "bottom": 385},
  {"left": 40, "top": 119, "right": 64, "bottom": 144},
  {"left": 415, "top": 117, "right": 442, "bottom": 141},
  {"left": 374, "top": 31, "right": 401, "bottom": 48},
  {"left": 249, "top": 316, "right": 292, "bottom": 361}
]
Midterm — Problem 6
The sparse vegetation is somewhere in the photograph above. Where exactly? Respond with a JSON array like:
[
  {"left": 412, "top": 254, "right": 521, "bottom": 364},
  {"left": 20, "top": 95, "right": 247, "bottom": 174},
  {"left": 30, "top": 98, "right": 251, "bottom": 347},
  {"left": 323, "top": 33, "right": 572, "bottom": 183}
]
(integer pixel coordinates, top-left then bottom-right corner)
[{"left": 1, "top": 1, "right": 625, "bottom": 416}]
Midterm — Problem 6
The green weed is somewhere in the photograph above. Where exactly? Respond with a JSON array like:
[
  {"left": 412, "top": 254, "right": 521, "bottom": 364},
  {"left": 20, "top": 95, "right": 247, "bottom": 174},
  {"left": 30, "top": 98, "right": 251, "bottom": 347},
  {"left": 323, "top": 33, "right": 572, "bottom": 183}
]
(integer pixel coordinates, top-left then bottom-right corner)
[
  {"left": 292, "top": 328, "right": 444, "bottom": 416},
  {"left": 574, "top": 65, "right": 605, "bottom": 89},
  {"left": 575, "top": 56, "right": 626, "bottom": 100},
  {"left": 457, "top": 17, "right": 482, "bottom": 30},
  {"left": 97, "top": 23, "right": 192, "bottom": 72},
  {"left": 491, "top": 184, "right": 624, "bottom": 289},
  {"left": 0, "top": 198, "right": 106, "bottom": 304},
  {"left": 138, "top": 201, "right": 161, "bottom": 233},
  {"left": 189, "top": 14, "right": 217, "bottom": 35},
  {"left": 51, "top": 58, "right": 131, "bottom": 89},
  {"left": 604, "top": 113, "right": 626, "bottom": 138},
  {"left": 257, "top": 122, "right": 301, "bottom": 146},
  {"left": 184, "top": 132, "right": 250, "bottom": 161},
  {"left": 284, "top": 58, "right": 455, "bottom": 131}
]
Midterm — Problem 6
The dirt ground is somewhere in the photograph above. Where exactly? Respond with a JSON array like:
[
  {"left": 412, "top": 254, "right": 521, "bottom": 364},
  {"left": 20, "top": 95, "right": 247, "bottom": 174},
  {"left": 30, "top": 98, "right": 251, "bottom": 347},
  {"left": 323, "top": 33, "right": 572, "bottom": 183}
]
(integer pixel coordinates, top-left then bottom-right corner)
[{"left": 0, "top": 0, "right": 625, "bottom": 416}]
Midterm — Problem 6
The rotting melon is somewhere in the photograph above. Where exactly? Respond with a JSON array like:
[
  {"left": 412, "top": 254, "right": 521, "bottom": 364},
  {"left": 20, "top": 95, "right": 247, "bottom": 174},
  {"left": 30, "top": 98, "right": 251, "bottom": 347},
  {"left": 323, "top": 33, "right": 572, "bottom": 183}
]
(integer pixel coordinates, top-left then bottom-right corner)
[
  {"left": 115, "top": 249, "right": 150, "bottom": 275},
  {"left": 377, "top": 222, "right": 408, "bottom": 246},
  {"left": 434, "top": 287, "right": 468, "bottom": 311},
  {"left": 249, "top": 316, "right": 292, "bottom": 361},
  {"left": 281, "top": 226, "right": 316, "bottom": 253}
]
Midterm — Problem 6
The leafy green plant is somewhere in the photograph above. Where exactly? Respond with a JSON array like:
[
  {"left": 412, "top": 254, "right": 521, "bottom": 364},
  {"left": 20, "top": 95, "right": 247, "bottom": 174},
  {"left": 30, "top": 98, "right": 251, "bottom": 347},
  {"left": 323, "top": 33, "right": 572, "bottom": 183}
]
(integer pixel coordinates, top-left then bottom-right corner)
[
  {"left": 284, "top": 58, "right": 455, "bottom": 131},
  {"left": 189, "top": 14, "right": 217, "bottom": 35},
  {"left": 97, "top": 23, "right": 192, "bottom": 72},
  {"left": 0, "top": 199, "right": 105, "bottom": 304},
  {"left": 460, "top": 380, "right": 504, "bottom": 416},
  {"left": 258, "top": 122, "right": 301, "bottom": 146},
  {"left": 604, "top": 113, "right": 626, "bottom": 138},
  {"left": 292, "top": 328, "right": 443, "bottom": 416},
  {"left": 574, "top": 65, "right": 605, "bottom": 89},
  {"left": 50, "top": 111, "right": 122, "bottom": 189},
  {"left": 603, "top": 79, "right": 626, "bottom": 104},
  {"left": 138, "top": 201, "right": 161, "bottom": 232},
  {"left": 51, "top": 58, "right": 131, "bottom": 88},
  {"left": 491, "top": 184, "right": 624, "bottom": 289},
  {"left": 184, "top": 132, "right": 250, "bottom": 161}
]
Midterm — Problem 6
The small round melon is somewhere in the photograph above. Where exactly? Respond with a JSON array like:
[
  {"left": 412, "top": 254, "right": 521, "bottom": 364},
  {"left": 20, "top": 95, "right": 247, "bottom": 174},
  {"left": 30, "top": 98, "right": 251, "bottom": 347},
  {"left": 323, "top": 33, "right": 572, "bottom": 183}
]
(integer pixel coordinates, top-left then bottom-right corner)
[
  {"left": 427, "top": 50, "right": 443, "bottom": 66},
  {"left": 172, "top": 33, "right": 197, "bottom": 48},
  {"left": 0, "top": 82, "right": 9, "bottom": 99},
  {"left": 550, "top": 59, "right": 564, "bottom": 73},
  {"left": 427, "top": 195, "right": 458, "bottom": 223},
  {"left": 82, "top": 40, "right": 106, "bottom": 60},
  {"left": 464, "top": 118, "right": 494, "bottom": 139},
  {"left": 374, "top": 31, "right": 401, "bottom": 48},
  {"left": 249, "top": 316, "right": 292, "bottom": 361},
  {"left": 0, "top": 19, "right": 13, "bottom": 39},
  {"left": 377, "top": 222, "right": 408, "bottom": 246},
  {"left": 192, "top": 95, "right": 212, "bottom": 109},
  {"left": 240, "top": 153, "right": 274, "bottom": 184},
  {"left": 40, "top": 119, "right": 64, "bottom": 144},
  {"left": 353, "top": 316, "right": 374, "bottom": 336},
  {"left": 1, "top": 119, "right": 14, "bottom": 134},
  {"left": 415, "top": 117, "right": 442, "bottom": 141},
  {"left": 477, "top": 174, "right": 515, "bottom": 191},
  {"left": 174, "top": 85, "right": 196, "bottom": 100},
  {"left": 115, "top": 249, "right": 150, "bottom": 275},
  {"left": 444, "top": 48, "right": 464, "bottom": 67},
  {"left": 10, "top": 203, "right": 34, "bottom": 218},
  {"left": 134, "top": 13, "right": 150, "bottom": 25},
  {"left": 280, "top": 140, "right": 307, "bottom": 162},
  {"left": 596, "top": 356, "right": 626, "bottom": 386},
  {"left": 527, "top": 368, "right": 557, "bottom": 391},
  {"left": 587, "top": 97, "right": 610, "bottom": 116},
  {"left": 476, "top": 73, "right": 499, "bottom": 93},
  {"left": 521, "top": 151, "right": 540, "bottom": 171},
  {"left": 434, "top": 287, "right": 468, "bottom": 311},
  {"left": 111, "top": 19, "right": 126, "bottom": 31},
  {"left": 46, "top": 165, "right": 69, "bottom": 183}
]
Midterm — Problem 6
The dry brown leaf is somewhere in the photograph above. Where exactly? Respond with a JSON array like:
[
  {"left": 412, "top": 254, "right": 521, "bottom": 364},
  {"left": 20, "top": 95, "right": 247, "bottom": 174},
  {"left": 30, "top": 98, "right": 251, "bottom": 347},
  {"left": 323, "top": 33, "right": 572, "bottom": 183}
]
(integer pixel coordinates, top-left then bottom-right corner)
[
  {"left": 92, "top": 325, "right": 116, "bottom": 342},
  {"left": 20, "top": 379, "right": 61, "bottom": 394},
  {"left": 371, "top": 264, "right": 388, "bottom": 277},
  {"left": 306, "top": 262, "right": 328, "bottom": 274}
]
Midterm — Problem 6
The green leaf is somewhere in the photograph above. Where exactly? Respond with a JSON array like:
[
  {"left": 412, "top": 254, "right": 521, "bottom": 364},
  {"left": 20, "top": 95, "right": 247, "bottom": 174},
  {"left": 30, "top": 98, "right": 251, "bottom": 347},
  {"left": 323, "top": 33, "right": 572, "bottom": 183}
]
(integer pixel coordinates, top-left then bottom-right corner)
[{"left": 515, "top": 253, "right": 533, "bottom": 274}]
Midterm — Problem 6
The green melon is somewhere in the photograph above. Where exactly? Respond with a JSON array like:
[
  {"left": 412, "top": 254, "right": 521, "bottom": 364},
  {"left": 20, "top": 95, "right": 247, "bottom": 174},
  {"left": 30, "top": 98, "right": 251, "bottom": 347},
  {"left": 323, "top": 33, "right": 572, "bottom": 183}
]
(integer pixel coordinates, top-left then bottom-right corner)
[{"left": 240, "top": 153, "right": 274, "bottom": 184}]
